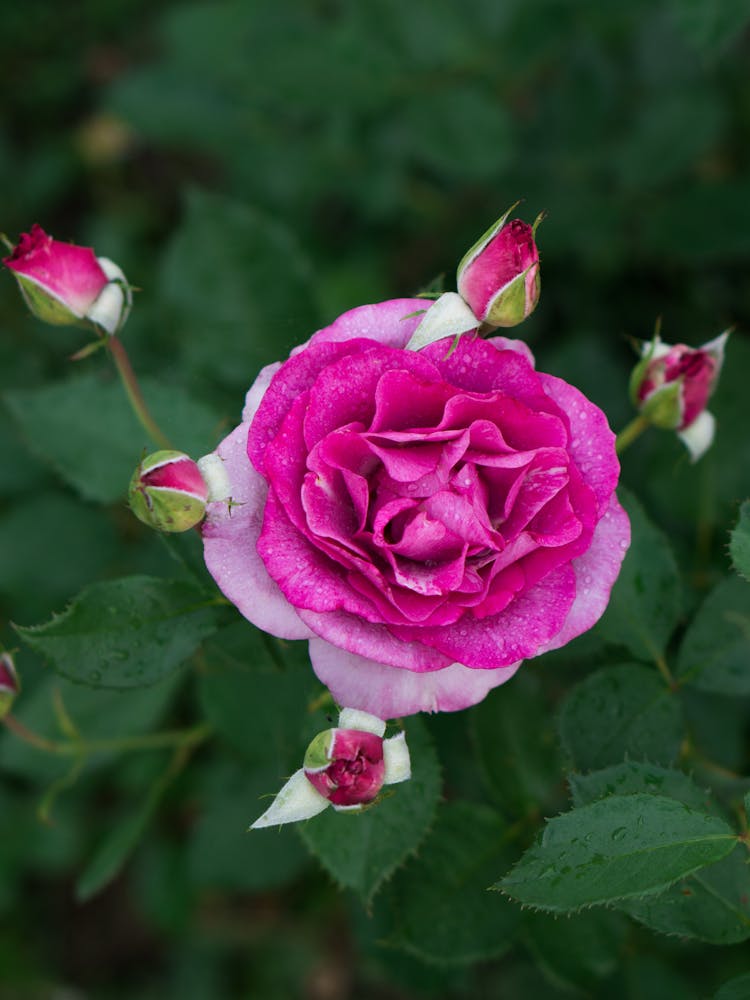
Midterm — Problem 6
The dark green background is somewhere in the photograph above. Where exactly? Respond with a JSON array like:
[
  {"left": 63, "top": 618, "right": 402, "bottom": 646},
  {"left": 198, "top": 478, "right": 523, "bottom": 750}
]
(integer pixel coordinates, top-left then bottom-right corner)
[{"left": 1, "top": 1, "right": 749, "bottom": 997}]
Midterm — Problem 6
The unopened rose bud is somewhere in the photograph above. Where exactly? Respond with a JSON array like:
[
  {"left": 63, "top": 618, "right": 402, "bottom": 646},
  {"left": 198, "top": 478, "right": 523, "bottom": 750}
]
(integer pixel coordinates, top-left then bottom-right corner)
[
  {"left": 0, "top": 653, "right": 20, "bottom": 720},
  {"left": 304, "top": 727, "right": 386, "bottom": 808},
  {"left": 630, "top": 330, "right": 729, "bottom": 462},
  {"left": 457, "top": 205, "right": 541, "bottom": 328},
  {"left": 3, "top": 225, "right": 131, "bottom": 335},
  {"left": 128, "top": 450, "right": 208, "bottom": 533},
  {"left": 250, "top": 708, "right": 412, "bottom": 829}
]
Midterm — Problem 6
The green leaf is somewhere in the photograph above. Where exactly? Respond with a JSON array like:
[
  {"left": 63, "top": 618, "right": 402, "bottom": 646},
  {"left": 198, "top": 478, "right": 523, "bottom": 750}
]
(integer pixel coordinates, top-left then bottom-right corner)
[
  {"left": 16, "top": 576, "right": 219, "bottom": 689},
  {"left": 4, "top": 372, "right": 223, "bottom": 504},
  {"left": 160, "top": 189, "right": 320, "bottom": 388},
  {"left": 622, "top": 846, "right": 750, "bottom": 945},
  {"left": 470, "top": 672, "right": 564, "bottom": 817},
  {"left": 625, "top": 954, "right": 702, "bottom": 1000},
  {"left": 188, "top": 758, "right": 309, "bottom": 893},
  {"left": 714, "top": 972, "right": 750, "bottom": 1000},
  {"left": 569, "top": 761, "right": 715, "bottom": 813},
  {"left": 558, "top": 664, "right": 684, "bottom": 770},
  {"left": 384, "top": 801, "right": 520, "bottom": 965},
  {"left": 0, "top": 490, "right": 120, "bottom": 622},
  {"left": 0, "top": 670, "right": 184, "bottom": 783},
  {"left": 198, "top": 624, "right": 318, "bottom": 772},
  {"left": 670, "top": 0, "right": 750, "bottom": 57},
  {"left": 596, "top": 489, "right": 681, "bottom": 662},
  {"left": 496, "top": 794, "right": 736, "bottom": 913},
  {"left": 676, "top": 576, "right": 750, "bottom": 694},
  {"left": 298, "top": 716, "right": 441, "bottom": 904},
  {"left": 730, "top": 501, "right": 750, "bottom": 582},
  {"left": 523, "top": 909, "right": 627, "bottom": 992},
  {"left": 76, "top": 754, "right": 178, "bottom": 901}
]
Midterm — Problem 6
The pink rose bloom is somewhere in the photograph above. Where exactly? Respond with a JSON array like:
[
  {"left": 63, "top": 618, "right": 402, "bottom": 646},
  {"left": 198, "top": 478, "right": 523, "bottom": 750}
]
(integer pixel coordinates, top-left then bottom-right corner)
[{"left": 202, "top": 300, "right": 629, "bottom": 719}]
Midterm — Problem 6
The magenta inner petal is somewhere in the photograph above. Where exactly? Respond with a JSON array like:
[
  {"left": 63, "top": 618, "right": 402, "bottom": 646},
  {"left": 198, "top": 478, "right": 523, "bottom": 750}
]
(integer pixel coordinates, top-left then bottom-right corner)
[
  {"left": 303, "top": 347, "right": 441, "bottom": 449},
  {"left": 370, "top": 369, "right": 455, "bottom": 432}
]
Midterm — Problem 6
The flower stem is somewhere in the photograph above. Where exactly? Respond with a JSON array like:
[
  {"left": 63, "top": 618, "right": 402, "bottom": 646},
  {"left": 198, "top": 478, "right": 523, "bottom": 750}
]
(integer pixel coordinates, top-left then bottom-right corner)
[
  {"left": 2, "top": 714, "right": 212, "bottom": 757},
  {"left": 615, "top": 414, "right": 650, "bottom": 455},
  {"left": 107, "top": 334, "right": 172, "bottom": 449},
  {"left": 654, "top": 653, "right": 678, "bottom": 691}
]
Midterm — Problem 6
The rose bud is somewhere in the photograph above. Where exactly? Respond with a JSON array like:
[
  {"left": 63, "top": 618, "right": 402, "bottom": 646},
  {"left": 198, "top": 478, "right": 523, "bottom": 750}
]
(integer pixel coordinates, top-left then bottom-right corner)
[
  {"left": 630, "top": 330, "right": 729, "bottom": 462},
  {"left": 250, "top": 709, "right": 411, "bottom": 829},
  {"left": 2, "top": 224, "right": 131, "bottom": 335},
  {"left": 128, "top": 450, "right": 208, "bottom": 533},
  {"left": 303, "top": 728, "right": 386, "bottom": 807},
  {"left": 0, "top": 653, "right": 20, "bottom": 720},
  {"left": 456, "top": 205, "right": 541, "bottom": 328}
]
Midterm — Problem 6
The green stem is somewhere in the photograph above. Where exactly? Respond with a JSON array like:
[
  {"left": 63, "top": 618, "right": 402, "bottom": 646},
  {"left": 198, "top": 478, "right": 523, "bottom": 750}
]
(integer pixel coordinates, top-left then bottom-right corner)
[
  {"left": 2, "top": 714, "right": 212, "bottom": 757},
  {"left": 107, "top": 334, "right": 172, "bottom": 449},
  {"left": 654, "top": 653, "right": 678, "bottom": 691},
  {"left": 615, "top": 414, "right": 650, "bottom": 455}
]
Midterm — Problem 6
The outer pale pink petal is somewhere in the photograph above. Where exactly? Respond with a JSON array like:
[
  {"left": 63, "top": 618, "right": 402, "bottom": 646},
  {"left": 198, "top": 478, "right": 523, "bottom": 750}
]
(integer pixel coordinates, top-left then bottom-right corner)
[
  {"left": 485, "top": 334, "right": 536, "bottom": 367},
  {"left": 309, "top": 637, "right": 521, "bottom": 717},
  {"left": 299, "top": 607, "right": 452, "bottom": 672},
  {"left": 242, "top": 361, "right": 282, "bottom": 423},
  {"left": 538, "top": 373, "right": 620, "bottom": 512},
  {"left": 201, "top": 423, "right": 313, "bottom": 640},
  {"left": 537, "top": 493, "right": 630, "bottom": 654},
  {"left": 305, "top": 298, "right": 426, "bottom": 350}
]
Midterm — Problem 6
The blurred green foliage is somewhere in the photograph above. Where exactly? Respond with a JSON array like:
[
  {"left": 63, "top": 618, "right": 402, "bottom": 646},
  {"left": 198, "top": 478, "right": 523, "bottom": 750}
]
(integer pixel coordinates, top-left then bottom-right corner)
[{"left": 2, "top": 0, "right": 750, "bottom": 996}]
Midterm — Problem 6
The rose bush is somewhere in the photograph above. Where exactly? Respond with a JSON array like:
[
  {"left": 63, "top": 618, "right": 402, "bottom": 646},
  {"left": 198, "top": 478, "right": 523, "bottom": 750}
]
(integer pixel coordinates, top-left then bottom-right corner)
[{"left": 202, "top": 300, "right": 630, "bottom": 718}]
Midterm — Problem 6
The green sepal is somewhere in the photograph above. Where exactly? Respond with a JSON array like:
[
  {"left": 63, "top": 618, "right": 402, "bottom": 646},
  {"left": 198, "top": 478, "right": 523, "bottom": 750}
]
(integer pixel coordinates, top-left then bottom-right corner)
[
  {"left": 13, "top": 273, "right": 84, "bottom": 327},
  {"left": 456, "top": 201, "right": 520, "bottom": 283},
  {"left": 0, "top": 689, "right": 16, "bottom": 720},
  {"left": 484, "top": 263, "right": 539, "bottom": 328},
  {"left": 628, "top": 334, "right": 660, "bottom": 406},
  {"left": 304, "top": 729, "right": 334, "bottom": 770},
  {"left": 128, "top": 450, "right": 207, "bottom": 534},
  {"left": 639, "top": 379, "right": 684, "bottom": 429}
]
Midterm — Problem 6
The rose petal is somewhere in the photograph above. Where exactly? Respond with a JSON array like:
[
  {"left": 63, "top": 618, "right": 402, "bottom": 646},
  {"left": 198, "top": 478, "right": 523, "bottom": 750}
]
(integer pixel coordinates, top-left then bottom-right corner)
[
  {"left": 309, "top": 638, "right": 521, "bottom": 716},
  {"left": 538, "top": 373, "right": 619, "bottom": 513},
  {"left": 201, "top": 424, "right": 313, "bottom": 640},
  {"left": 306, "top": 298, "right": 426, "bottom": 350},
  {"left": 536, "top": 491, "right": 630, "bottom": 653},
  {"left": 242, "top": 361, "right": 282, "bottom": 423},
  {"left": 486, "top": 334, "right": 536, "bottom": 367},
  {"left": 5, "top": 226, "right": 108, "bottom": 316},
  {"left": 390, "top": 564, "right": 576, "bottom": 668},
  {"left": 300, "top": 607, "right": 452, "bottom": 672}
]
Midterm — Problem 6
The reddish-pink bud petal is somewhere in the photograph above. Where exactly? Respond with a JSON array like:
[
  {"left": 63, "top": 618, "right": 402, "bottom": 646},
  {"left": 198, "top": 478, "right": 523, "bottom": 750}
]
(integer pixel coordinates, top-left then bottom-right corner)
[
  {"left": 634, "top": 334, "right": 727, "bottom": 432},
  {"left": 458, "top": 218, "right": 540, "bottom": 327},
  {"left": 304, "top": 727, "right": 386, "bottom": 807},
  {"left": 4, "top": 225, "right": 109, "bottom": 317},
  {"left": 129, "top": 450, "right": 208, "bottom": 533}
]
